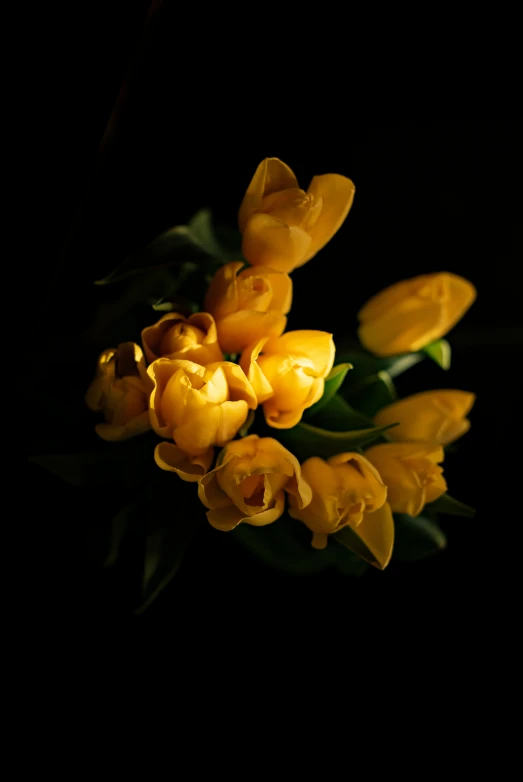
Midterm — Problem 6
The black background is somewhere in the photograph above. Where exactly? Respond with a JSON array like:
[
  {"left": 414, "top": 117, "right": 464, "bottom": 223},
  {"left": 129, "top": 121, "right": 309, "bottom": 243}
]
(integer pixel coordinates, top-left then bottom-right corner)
[{"left": 31, "top": 2, "right": 522, "bottom": 637}]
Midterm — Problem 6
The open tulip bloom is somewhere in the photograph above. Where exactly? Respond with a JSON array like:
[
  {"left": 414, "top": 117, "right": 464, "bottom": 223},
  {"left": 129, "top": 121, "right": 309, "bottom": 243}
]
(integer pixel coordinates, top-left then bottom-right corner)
[{"left": 33, "top": 157, "right": 477, "bottom": 613}]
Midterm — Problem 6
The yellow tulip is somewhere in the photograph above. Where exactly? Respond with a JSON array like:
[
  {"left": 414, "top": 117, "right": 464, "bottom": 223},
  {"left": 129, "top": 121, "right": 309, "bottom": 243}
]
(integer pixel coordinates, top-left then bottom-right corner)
[
  {"left": 288, "top": 453, "right": 393, "bottom": 566},
  {"left": 238, "top": 157, "right": 355, "bottom": 273},
  {"left": 364, "top": 442, "right": 447, "bottom": 517},
  {"left": 141, "top": 311, "right": 223, "bottom": 365},
  {"left": 240, "top": 330, "right": 335, "bottom": 428},
  {"left": 147, "top": 358, "right": 257, "bottom": 462},
  {"left": 374, "top": 389, "right": 476, "bottom": 446},
  {"left": 85, "top": 342, "right": 152, "bottom": 442},
  {"left": 204, "top": 261, "right": 292, "bottom": 354},
  {"left": 358, "top": 272, "right": 476, "bottom": 356},
  {"left": 198, "top": 435, "right": 312, "bottom": 531}
]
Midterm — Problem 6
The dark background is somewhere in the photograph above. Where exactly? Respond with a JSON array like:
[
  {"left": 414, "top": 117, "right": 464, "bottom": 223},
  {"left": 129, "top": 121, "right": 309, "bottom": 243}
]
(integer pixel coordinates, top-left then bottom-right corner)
[{"left": 31, "top": 2, "right": 522, "bottom": 635}]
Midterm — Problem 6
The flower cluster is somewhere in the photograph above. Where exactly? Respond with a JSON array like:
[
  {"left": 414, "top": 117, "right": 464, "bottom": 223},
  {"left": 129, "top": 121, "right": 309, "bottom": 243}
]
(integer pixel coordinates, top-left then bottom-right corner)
[{"left": 86, "top": 157, "right": 476, "bottom": 570}]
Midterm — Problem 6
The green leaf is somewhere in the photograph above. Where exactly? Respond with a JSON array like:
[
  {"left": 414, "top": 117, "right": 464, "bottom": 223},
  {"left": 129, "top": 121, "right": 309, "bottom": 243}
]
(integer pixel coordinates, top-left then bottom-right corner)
[
  {"left": 310, "top": 394, "right": 374, "bottom": 431},
  {"left": 29, "top": 433, "right": 157, "bottom": 489},
  {"left": 136, "top": 474, "right": 204, "bottom": 614},
  {"left": 233, "top": 514, "right": 367, "bottom": 576},
  {"left": 342, "top": 371, "right": 397, "bottom": 418},
  {"left": 94, "top": 226, "right": 208, "bottom": 285},
  {"left": 336, "top": 350, "right": 423, "bottom": 384},
  {"left": 393, "top": 514, "right": 447, "bottom": 561},
  {"left": 306, "top": 363, "right": 353, "bottom": 418},
  {"left": 188, "top": 209, "right": 228, "bottom": 261},
  {"left": 423, "top": 339, "right": 451, "bottom": 370},
  {"left": 426, "top": 493, "right": 476, "bottom": 518},
  {"left": 277, "top": 420, "right": 397, "bottom": 461},
  {"left": 82, "top": 503, "right": 134, "bottom": 569}
]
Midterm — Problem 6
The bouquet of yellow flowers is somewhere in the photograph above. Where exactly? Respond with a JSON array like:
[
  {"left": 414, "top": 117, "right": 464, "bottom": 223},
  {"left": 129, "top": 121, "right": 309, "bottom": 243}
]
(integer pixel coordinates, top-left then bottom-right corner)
[{"left": 33, "top": 157, "right": 477, "bottom": 613}]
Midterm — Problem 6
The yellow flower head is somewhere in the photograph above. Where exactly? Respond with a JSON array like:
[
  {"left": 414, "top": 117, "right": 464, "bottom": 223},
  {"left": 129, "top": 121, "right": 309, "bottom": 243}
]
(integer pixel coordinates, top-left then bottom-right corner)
[
  {"left": 240, "top": 330, "right": 335, "bottom": 428},
  {"left": 85, "top": 342, "right": 152, "bottom": 442},
  {"left": 239, "top": 157, "right": 355, "bottom": 273},
  {"left": 204, "top": 261, "right": 292, "bottom": 355},
  {"left": 147, "top": 358, "right": 257, "bottom": 460},
  {"left": 288, "top": 453, "right": 392, "bottom": 564},
  {"left": 358, "top": 272, "right": 476, "bottom": 356},
  {"left": 141, "top": 311, "right": 223, "bottom": 365},
  {"left": 374, "top": 389, "right": 476, "bottom": 446},
  {"left": 198, "top": 435, "right": 312, "bottom": 531},
  {"left": 364, "top": 442, "right": 447, "bottom": 517}
]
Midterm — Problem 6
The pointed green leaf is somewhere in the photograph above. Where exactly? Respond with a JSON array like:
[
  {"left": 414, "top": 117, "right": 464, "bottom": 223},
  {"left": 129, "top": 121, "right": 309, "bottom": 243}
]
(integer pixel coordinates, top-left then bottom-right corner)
[
  {"left": 336, "top": 350, "right": 423, "bottom": 385},
  {"left": 306, "top": 363, "right": 353, "bottom": 418},
  {"left": 426, "top": 493, "right": 475, "bottom": 518},
  {"left": 393, "top": 513, "right": 447, "bottom": 560},
  {"left": 423, "top": 339, "right": 451, "bottom": 370},
  {"left": 310, "top": 394, "right": 374, "bottom": 431},
  {"left": 277, "top": 420, "right": 397, "bottom": 461},
  {"left": 188, "top": 208, "right": 228, "bottom": 261},
  {"left": 233, "top": 514, "right": 367, "bottom": 576},
  {"left": 135, "top": 474, "right": 203, "bottom": 614},
  {"left": 333, "top": 503, "right": 395, "bottom": 570},
  {"left": 94, "top": 226, "right": 208, "bottom": 285},
  {"left": 342, "top": 371, "right": 397, "bottom": 418}
]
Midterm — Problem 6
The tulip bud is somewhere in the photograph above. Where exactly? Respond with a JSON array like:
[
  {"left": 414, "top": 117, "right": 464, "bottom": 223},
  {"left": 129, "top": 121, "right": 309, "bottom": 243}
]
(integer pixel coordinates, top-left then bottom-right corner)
[
  {"left": 85, "top": 342, "right": 152, "bottom": 442},
  {"left": 141, "top": 312, "right": 223, "bottom": 365},
  {"left": 374, "top": 389, "right": 476, "bottom": 446},
  {"left": 198, "top": 435, "right": 311, "bottom": 531},
  {"left": 358, "top": 272, "right": 476, "bottom": 356},
  {"left": 238, "top": 157, "right": 355, "bottom": 273},
  {"left": 204, "top": 262, "right": 292, "bottom": 354},
  {"left": 364, "top": 442, "right": 447, "bottom": 517},
  {"left": 240, "top": 330, "right": 335, "bottom": 428}
]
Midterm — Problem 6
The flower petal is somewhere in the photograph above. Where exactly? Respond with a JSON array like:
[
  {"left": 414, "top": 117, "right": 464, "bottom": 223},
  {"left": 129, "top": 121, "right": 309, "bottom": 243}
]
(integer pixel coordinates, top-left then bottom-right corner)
[
  {"left": 262, "top": 330, "right": 335, "bottom": 377},
  {"left": 302, "top": 174, "right": 355, "bottom": 263},
  {"left": 348, "top": 501, "right": 395, "bottom": 569},
  {"left": 238, "top": 158, "right": 298, "bottom": 233},
  {"left": 214, "top": 400, "right": 250, "bottom": 446},
  {"left": 216, "top": 310, "right": 287, "bottom": 355},
  {"left": 204, "top": 261, "right": 244, "bottom": 319},
  {"left": 240, "top": 338, "right": 273, "bottom": 404},
  {"left": 238, "top": 266, "right": 293, "bottom": 314},
  {"left": 242, "top": 213, "right": 312, "bottom": 272},
  {"left": 154, "top": 441, "right": 214, "bottom": 482}
]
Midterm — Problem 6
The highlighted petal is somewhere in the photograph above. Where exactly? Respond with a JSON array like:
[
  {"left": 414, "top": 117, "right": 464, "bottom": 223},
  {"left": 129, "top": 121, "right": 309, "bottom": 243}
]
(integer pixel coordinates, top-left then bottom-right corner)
[
  {"left": 239, "top": 158, "right": 298, "bottom": 233},
  {"left": 242, "top": 213, "right": 312, "bottom": 272},
  {"left": 154, "top": 441, "right": 214, "bottom": 482},
  {"left": 302, "top": 174, "right": 355, "bottom": 263}
]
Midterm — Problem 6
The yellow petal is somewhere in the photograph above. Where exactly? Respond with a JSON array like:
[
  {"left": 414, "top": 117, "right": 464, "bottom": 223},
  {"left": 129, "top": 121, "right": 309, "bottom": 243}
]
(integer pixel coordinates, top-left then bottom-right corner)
[
  {"left": 358, "top": 273, "right": 477, "bottom": 356},
  {"left": 239, "top": 338, "right": 273, "bottom": 404},
  {"left": 154, "top": 441, "right": 214, "bottom": 482},
  {"left": 198, "top": 459, "right": 235, "bottom": 509},
  {"left": 345, "top": 502, "right": 395, "bottom": 569},
  {"left": 238, "top": 266, "right": 293, "bottom": 314},
  {"left": 301, "top": 174, "right": 356, "bottom": 263},
  {"left": 141, "top": 313, "right": 184, "bottom": 363},
  {"left": 173, "top": 404, "right": 222, "bottom": 456},
  {"left": 207, "top": 505, "right": 246, "bottom": 531},
  {"left": 242, "top": 212, "right": 312, "bottom": 272},
  {"left": 374, "top": 390, "right": 475, "bottom": 445},
  {"left": 214, "top": 400, "right": 250, "bottom": 446},
  {"left": 238, "top": 158, "right": 298, "bottom": 233},
  {"left": 216, "top": 309, "right": 287, "bottom": 354},
  {"left": 85, "top": 348, "right": 117, "bottom": 410},
  {"left": 208, "top": 361, "right": 258, "bottom": 408},
  {"left": 245, "top": 490, "right": 285, "bottom": 526},
  {"left": 262, "top": 330, "right": 335, "bottom": 377},
  {"left": 289, "top": 457, "right": 340, "bottom": 532},
  {"left": 204, "top": 261, "right": 244, "bottom": 319}
]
